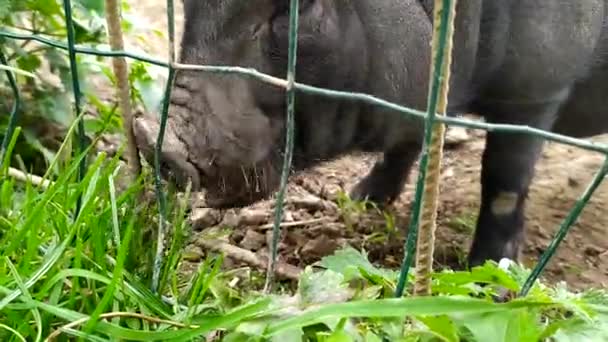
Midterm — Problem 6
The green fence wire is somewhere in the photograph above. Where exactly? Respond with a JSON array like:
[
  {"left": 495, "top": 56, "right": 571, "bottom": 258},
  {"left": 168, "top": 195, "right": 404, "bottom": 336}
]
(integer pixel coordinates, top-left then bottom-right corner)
[
  {"left": 0, "top": 49, "right": 19, "bottom": 165},
  {"left": 1, "top": 0, "right": 607, "bottom": 298},
  {"left": 264, "top": 0, "right": 300, "bottom": 293},
  {"left": 61, "top": 0, "right": 88, "bottom": 215},
  {"left": 396, "top": 0, "right": 456, "bottom": 297},
  {"left": 150, "top": 0, "right": 178, "bottom": 294}
]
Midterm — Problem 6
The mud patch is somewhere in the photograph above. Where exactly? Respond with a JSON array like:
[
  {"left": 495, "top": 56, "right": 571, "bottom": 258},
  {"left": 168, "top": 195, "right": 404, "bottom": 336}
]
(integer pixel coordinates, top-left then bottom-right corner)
[{"left": 180, "top": 127, "right": 608, "bottom": 291}]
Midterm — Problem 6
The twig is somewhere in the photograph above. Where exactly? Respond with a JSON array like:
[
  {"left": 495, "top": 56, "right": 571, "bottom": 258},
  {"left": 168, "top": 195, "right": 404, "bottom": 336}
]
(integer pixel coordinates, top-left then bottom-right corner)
[
  {"left": 195, "top": 238, "right": 302, "bottom": 280},
  {"left": 7, "top": 167, "right": 52, "bottom": 189},
  {"left": 45, "top": 311, "right": 198, "bottom": 341},
  {"left": 257, "top": 218, "right": 329, "bottom": 231},
  {"left": 413, "top": 0, "right": 458, "bottom": 296},
  {"left": 104, "top": 0, "right": 142, "bottom": 178}
]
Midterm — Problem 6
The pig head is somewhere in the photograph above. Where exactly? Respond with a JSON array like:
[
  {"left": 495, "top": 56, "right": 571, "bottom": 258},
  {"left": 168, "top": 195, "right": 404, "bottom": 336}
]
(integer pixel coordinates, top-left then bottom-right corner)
[{"left": 133, "top": 0, "right": 367, "bottom": 207}]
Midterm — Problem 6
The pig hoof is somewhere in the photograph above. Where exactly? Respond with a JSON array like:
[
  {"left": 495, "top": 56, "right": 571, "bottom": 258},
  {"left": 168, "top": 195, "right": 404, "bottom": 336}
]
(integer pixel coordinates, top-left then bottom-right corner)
[
  {"left": 467, "top": 238, "right": 522, "bottom": 269},
  {"left": 349, "top": 177, "right": 398, "bottom": 208}
]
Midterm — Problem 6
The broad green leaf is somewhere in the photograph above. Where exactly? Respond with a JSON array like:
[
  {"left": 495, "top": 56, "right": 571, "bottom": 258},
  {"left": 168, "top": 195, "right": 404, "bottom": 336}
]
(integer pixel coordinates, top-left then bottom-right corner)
[
  {"left": 264, "top": 296, "right": 550, "bottom": 337},
  {"left": 459, "top": 309, "right": 542, "bottom": 342},
  {"left": 322, "top": 329, "right": 354, "bottom": 342},
  {"left": 298, "top": 268, "right": 351, "bottom": 306},
  {"left": 318, "top": 246, "right": 399, "bottom": 285},
  {"left": 76, "top": 0, "right": 105, "bottom": 13},
  {"left": 550, "top": 316, "right": 608, "bottom": 342},
  {"left": 417, "top": 315, "right": 459, "bottom": 342}
]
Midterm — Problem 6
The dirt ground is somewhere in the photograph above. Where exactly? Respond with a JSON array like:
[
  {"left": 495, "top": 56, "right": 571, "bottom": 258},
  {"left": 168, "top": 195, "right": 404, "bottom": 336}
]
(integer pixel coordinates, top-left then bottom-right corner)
[{"left": 124, "top": 1, "right": 608, "bottom": 291}]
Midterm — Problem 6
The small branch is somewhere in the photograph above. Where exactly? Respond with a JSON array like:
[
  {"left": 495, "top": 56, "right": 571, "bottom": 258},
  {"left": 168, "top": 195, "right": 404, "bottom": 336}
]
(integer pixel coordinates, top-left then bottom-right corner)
[
  {"left": 104, "top": 0, "right": 142, "bottom": 179},
  {"left": 195, "top": 238, "right": 302, "bottom": 281},
  {"left": 45, "top": 311, "right": 198, "bottom": 341},
  {"left": 413, "top": 0, "right": 458, "bottom": 296},
  {"left": 7, "top": 167, "right": 52, "bottom": 189}
]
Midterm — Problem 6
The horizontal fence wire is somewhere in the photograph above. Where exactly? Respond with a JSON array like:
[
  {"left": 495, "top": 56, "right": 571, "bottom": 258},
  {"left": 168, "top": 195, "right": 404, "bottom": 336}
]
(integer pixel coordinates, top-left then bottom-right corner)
[
  {"left": 2, "top": 30, "right": 606, "bottom": 153},
  {"left": 1, "top": 0, "right": 607, "bottom": 297}
]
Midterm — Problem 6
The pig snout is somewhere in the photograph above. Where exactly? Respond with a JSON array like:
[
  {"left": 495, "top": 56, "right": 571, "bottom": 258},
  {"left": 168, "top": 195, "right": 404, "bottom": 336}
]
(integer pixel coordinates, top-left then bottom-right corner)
[
  {"left": 132, "top": 115, "right": 201, "bottom": 191},
  {"left": 132, "top": 74, "right": 284, "bottom": 208}
]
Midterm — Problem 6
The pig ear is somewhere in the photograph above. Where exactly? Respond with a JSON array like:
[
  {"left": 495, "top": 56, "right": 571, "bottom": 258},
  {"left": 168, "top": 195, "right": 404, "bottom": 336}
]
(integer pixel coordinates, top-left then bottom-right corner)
[{"left": 271, "top": 0, "right": 326, "bottom": 38}]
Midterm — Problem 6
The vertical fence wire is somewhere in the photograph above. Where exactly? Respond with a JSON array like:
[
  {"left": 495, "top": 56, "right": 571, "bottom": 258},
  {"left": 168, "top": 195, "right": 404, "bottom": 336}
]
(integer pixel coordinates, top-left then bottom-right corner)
[
  {"left": 151, "top": 0, "right": 177, "bottom": 293},
  {"left": 61, "top": 0, "right": 88, "bottom": 215},
  {"left": 264, "top": 0, "right": 300, "bottom": 293},
  {"left": 0, "top": 49, "right": 21, "bottom": 169},
  {"left": 395, "top": 0, "right": 457, "bottom": 297}
]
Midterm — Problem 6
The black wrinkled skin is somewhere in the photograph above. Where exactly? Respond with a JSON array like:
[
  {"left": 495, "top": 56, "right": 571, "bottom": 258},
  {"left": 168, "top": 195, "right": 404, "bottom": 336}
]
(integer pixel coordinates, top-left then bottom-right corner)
[{"left": 137, "top": 0, "right": 608, "bottom": 268}]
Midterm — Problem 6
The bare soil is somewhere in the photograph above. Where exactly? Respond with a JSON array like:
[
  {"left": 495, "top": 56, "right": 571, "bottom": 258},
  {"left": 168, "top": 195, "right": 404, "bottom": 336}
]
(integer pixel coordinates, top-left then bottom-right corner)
[{"left": 125, "top": 1, "right": 608, "bottom": 291}]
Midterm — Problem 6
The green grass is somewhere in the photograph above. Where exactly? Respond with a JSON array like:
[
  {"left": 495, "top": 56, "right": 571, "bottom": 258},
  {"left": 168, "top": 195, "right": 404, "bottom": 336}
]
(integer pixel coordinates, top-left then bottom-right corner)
[
  {"left": 446, "top": 210, "right": 476, "bottom": 235},
  {"left": 1, "top": 127, "right": 608, "bottom": 341}
]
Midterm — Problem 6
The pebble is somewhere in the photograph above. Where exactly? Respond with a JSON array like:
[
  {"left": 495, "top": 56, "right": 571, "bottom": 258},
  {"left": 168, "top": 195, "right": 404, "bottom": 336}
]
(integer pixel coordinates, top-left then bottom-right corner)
[
  {"left": 240, "top": 230, "right": 266, "bottom": 250},
  {"left": 290, "top": 194, "right": 327, "bottom": 211},
  {"left": 584, "top": 245, "right": 603, "bottom": 257},
  {"left": 182, "top": 245, "right": 204, "bottom": 262},
  {"left": 190, "top": 207, "right": 221, "bottom": 230},
  {"left": 239, "top": 208, "right": 269, "bottom": 226},
  {"left": 445, "top": 126, "right": 471, "bottom": 146},
  {"left": 301, "top": 235, "right": 338, "bottom": 258},
  {"left": 221, "top": 209, "right": 240, "bottom": 227}
]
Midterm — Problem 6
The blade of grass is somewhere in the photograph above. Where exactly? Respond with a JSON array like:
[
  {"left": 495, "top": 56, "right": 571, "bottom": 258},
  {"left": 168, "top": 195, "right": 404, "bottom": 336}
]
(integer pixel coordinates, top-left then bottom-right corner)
[
  {"left": 83, "top": 208, "right": 136, "bottom": 335},
  {"left": 263, "top": 297, "right": 553, "bottom": 337},
  {"left": 5, "top": 257, "right": 43, "bottom": 342},
  {"left": 0, "top": 323, "right": 27, "bottom": 342}
]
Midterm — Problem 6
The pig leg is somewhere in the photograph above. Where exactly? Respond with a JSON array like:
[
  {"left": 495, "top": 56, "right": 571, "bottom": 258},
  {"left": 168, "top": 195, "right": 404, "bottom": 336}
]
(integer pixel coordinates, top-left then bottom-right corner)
[
  {"left": 468, "top": 100, "right": 562, "bottom": 267},
  {"left": 350, "top": 141, "right": 421, "bottom": 206}
]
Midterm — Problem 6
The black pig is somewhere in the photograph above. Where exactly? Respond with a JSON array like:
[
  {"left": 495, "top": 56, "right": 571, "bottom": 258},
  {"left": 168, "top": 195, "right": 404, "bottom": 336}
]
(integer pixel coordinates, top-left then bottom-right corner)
[{"left": 134, "top": 0, "right": 608, "bottom": 268}]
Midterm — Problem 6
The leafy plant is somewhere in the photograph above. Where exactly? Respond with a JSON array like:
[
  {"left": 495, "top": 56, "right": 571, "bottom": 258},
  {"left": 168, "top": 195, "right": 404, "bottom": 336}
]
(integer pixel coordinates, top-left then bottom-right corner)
[
  {"left": 2, "top": 129, "right": 607, "bottom": 342},
  {"left": 0, "top": 0, "right": 165, "bottom": 175}
]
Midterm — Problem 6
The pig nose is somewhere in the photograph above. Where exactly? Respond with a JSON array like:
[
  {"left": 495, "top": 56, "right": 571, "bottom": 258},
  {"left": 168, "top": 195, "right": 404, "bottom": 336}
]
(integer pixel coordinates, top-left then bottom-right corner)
[
  {"left": 159, "top": 150, "right": 201, "bottom": 191},
  {"left": 132, "top": 115, "right": 201, "bottom": 191}
]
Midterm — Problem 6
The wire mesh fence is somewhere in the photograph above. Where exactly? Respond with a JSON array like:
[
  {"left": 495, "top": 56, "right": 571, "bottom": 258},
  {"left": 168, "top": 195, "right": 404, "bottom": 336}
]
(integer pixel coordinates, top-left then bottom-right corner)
[{"left": 1, "top": 0, "right": 607, "bottom": 299}]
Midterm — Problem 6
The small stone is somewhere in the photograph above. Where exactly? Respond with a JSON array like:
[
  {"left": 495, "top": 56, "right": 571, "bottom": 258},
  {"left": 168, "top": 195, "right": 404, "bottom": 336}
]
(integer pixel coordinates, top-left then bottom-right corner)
[
  {"left": 182, "top": 245, "right": 204, "bottom": 262},
  {"left": 239, "top": 209, "right": 269, "bottom": 226},
  {"left": 301, "top": 235, "right": 338, "bottom": 258},
  {"left": 283, "top": 211, "right": 294, "bottom": 222},
  {"left": 240, "top": 230, "right": 266, "bottom": 250},
  {"left": 584, "top": 245, "right": 603, "bottom": 257},
  {"left": 190, "top": 208, "right": 221, "bottom": 230},
  {"left": 191, "top": 192, "right": 207, "bottom": 208},
  {"left": 442, "top": 167, "right": 455, "bottom": 178},
  {"left": 445, "top": 126, "right": 470, "bottom": 147},
  {"left": 221, "top": 209, "right": 240, "bottom": 227},
  {"left": 290, "top": 194, "right": 327, "bottom": 212},
  {"left": 313, "top": 223, "right": 342, "bottom": 238},
  {"left": 285, "top": 230, "right": 309, "bottom": 248},
  {"left": 567, "top": 177, "right": 580, "bottom": 188},
  {"left": 321, "top": 184, "right": 344, "bottom": 202}
]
